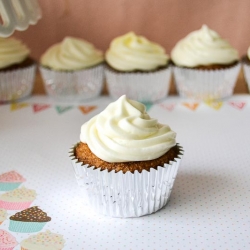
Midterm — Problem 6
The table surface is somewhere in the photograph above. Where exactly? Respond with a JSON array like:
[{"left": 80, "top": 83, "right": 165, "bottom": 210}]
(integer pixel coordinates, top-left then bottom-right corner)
[{"left": 0, "top": 93, "right": 250, "bottom": 250}]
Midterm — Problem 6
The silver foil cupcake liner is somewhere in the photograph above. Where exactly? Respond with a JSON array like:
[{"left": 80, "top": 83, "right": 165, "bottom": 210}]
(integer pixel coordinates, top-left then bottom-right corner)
[
  {"left": 39, "top": 64, "right": 104, "bottom": 101},
  {"left": 173, "top": 63, "right": 241, "bottom": 101},
  {"left": 105, "top": 66, "right": 172, "bottom": 103},
  {"left": 242, "top": 63, "right": 250, "bottom": 92},
  {"left": 0, "top": 64, "right": 36, "bottom": 102},
  {"left": 69, "top": 144, "right": 183, "bottom": 218}
]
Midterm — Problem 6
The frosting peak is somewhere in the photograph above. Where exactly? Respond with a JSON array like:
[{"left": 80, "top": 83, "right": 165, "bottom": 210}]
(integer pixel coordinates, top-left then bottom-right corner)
[
  {"left": 80, "top": 95, "right": 176, "bottom": 162},
  {"left": 171, "top": 25, "right": 239, "bottom": 67},
  {"left": 105, "top": 32, "right": 169, "bottom": 71}
]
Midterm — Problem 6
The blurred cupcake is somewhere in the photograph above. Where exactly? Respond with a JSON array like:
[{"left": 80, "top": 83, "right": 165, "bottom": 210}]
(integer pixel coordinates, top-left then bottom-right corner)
[
  {"left": 69, "top": 95, "right": 183, "bottom": 217},
  {"left": 40, "top": 36, "right": 104, "bottom": 101},
  {"left": 0, "top": 37, "right": 36, "bottom": 103},
  {"left": 0, "top": 230, "right": 18, "bottom": 250},
  {"left": 20, "top": 230, "right": 65, "bottom": 250},
  {"left": 171, "top": 25, "right": 240, "bottom": 101},
  {"left": 105, "top": 32, "right": 171, "bottom": 103},
  {"left": 0, "top": 208, "right": 7, "bottom": 225},
  {"left": 0, "top": 170, "right": 26, "bottom": 191},
  {"left": 242, "top": 47, "right": 250, "bottom": 92}
]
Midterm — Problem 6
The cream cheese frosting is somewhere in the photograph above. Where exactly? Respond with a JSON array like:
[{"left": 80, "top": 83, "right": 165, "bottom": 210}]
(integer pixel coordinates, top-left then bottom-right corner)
[
  {"left": 21, "top": 230, "right": 65, "bottom": 250},
  {"left": 40, "top": 36, "right": 104, "bottom": 71},
  {"left": 80, "top": 95, "right": 176, "bottom": 162},
  {"left": 171, "top": 25, "right": 239, "bottom": 67},
  {"left": 0, "top": 37, "right": 30, "bottom": 69},
  {"left": 0, "top": 186, "right": 36, "bottom": 202},
  {"left": 105, "top": 32, "right": 169, "bottom": 71}
]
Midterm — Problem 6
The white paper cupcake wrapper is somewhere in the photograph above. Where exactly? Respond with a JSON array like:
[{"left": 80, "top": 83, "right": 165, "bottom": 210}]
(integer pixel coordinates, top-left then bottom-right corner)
[
  {"left": 105, "top": 66, "right": 172, "bottom": 103},
  {"left": 173, "top": 63, "right": 241, "bottom": 101},
  {"left": 69, "top": 144, "right": 183, "bottom": 218},
  {"left": 0, "top": 64, "right": 36, "bottom": 102},
  {"left": 242, "top": 63, "right": 250, "bottom": 92},
  {"left": 39, "top": 64, "right": 104, "bottom": 101}
]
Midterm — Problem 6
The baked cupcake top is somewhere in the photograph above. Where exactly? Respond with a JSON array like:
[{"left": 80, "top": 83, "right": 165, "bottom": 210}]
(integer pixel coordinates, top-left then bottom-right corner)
[
  {"left": 20, "top": 230, "right": 65, "bottom": 250},
  {"left": 40, "top": 36, "right": 104, "bottom": 71},
  {"left": 80, "top": 95, "right": 176, "bottom": 162},
  {"left": 0, "top": 230, "right": 18, "bottom": 249},
  {"left": 105, "top": 32, "right": 169, "bottom": 71},
  {"left": 0, "top": 186, "right": 36, "bottom": 202},
  {"left": 10, "top": 206, "right": 51, "bottom": 222},
  {"left": 0, "top": 208, "right": 7, "bottom": 221},
  {"left": 0, "top": 37, "right": 30, "bottom": 69},
  {"left": 0, "top": 170, "right": 26, "bottom": 183},
  {"left": 171, "top": 25, "right": 239, "bottom": 67}
]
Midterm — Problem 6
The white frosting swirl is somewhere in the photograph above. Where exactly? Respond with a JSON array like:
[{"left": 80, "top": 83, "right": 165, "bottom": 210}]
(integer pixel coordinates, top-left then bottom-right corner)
[
  {"left": 0, "top": 37, "right": 30, "bottom": 69},
  {"left": 105, "top": 32, "right": 169, "bottom": 71},
  {"left": 80, "top": 95, "right": 176, "bottom": 162},
  {"left": 41, "top": 36, "right": 104, "bottom": 71},
  {"left": 171, "top": 25, "right": 239, "bottom": 67}
]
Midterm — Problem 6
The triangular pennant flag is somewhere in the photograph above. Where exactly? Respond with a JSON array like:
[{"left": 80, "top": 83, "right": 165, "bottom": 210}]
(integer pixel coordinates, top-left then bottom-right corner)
[
  {"left": 33, "top": 104, "right": 50, "bottom": 113},
  {"left": 182, "top": 102, "right": 199, "bottom": 111},
  {"left": 159, "top": 103, "right": 176, "bottom": 111},
  {"left": 228, "top": 101, "right": 246, "bottom": 110},
  {"left": 55, "top": 105, "right": 73, "bottom": 114},
  {"left": 10, "top": 102, "right": 29, "bottom": 111},
  {"left": 79, "top": 105, "right": 96, "bottom": 114},
  {"left": 143, "top": 103, "right": 153, "bottom": 111},
  {"left": 204, "top": 100, "right": 223, "bottom": 110}
]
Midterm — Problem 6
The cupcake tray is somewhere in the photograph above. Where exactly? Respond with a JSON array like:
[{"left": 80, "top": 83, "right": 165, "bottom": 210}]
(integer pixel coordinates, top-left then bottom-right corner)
[{"left": 0, "top": 95, "right": 250, "bottom": 250}]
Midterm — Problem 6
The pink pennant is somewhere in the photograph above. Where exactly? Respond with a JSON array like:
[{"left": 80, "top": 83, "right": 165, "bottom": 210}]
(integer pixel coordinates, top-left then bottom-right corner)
[
  {"left": 33, "top": 104, "right": 50, "bottom": 113},
  {"left": 229, "top": 101, "right": 246, "bottom": 110},
  {"left": 159, "top": 103, "right": 176, "bottom": 111}
]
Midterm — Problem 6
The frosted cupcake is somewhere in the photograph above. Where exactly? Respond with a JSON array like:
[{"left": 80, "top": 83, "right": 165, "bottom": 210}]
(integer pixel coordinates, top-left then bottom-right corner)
[
  {"left": 0, "top": 186, "right": 36, "bottom": 210},
  {"left": 171, "top": 25, "right": 240, "bottom": 101},
  {"left": 0, "top": 209, "right": 7, "bottom": 225},
  {"left": 0, "top": 170, "right": 26, "bottom": 191},
  {"left": 69, "top": 95, "right": 183, "bottom": 217},
  {"left": 40, "top": 36, "right": 104, "bottom": 101},
  {"left": 105, "top": 32, "right": 171, "bottom": 103},
  {"left": 0, "top": 37, "right": 36, "bottom": 103},
  {"left": 20, "top": 230, "right": 65, "bottom": 250},
  {"left": 0, "top": 230, "right": 18, "bottom": 250},
  {"left": 242, "top": 47, "right": 250, "bottom": 92}
]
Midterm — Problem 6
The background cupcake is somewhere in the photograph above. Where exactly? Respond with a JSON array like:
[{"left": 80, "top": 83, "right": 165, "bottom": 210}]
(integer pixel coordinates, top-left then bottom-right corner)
[
  {"left": 171, "top": 25, "right": 240, "bottom": 101},
  {"left": 0, "top": 209, "right": 7, "bottom": 225},
  {"left": 0, "top": 230, "right": 18, "bottom": 250},
  {"left": 105, "top": 32, "right": 171, "bottom": 103},
  {"left": 40, "top": 36, "right": 104, "bottom": 101},
  {"left": 69, "top": 95, "right": 183, "bottom": 217},
  {"left": 242, "top": 46, "right": 250, "bottom": 92},
  {"left": 0, "top": 37, "right": 36, "bottom": 103},
  {"left": 20, "top": 230, "right": 65, "bottom": 250},
  {"left": 0, "top": 171, "right": 26, "bottom": 191}
]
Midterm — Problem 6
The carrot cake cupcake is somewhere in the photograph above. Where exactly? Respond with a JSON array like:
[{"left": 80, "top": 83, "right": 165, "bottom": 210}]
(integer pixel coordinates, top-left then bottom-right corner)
[{"left": 69, "top": 95, "right": 183, "bottom": 217}]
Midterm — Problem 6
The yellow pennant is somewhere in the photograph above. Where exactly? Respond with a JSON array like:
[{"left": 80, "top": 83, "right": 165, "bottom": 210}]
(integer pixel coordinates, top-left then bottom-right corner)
[
  {"left": 10, "top": 102, "right": 29, "bottom": 111},
  {"left": 205, "top": 100, "right": 223, "bottom": 110}
]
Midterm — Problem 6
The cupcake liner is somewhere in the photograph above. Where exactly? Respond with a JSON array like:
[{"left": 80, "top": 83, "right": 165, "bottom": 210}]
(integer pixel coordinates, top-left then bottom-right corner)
[
  {"left": 9, "top": 220, "right": 47, "bottom": 233},
  {"left": 105, "top": 66, "right": 172, "bottom": 103},
  {"left": 0, "top": 182, "right": 22, "bottom": 191},
  {"left": 173, "top": 63, "right": 241, "bottom": 101},
  {"left": 242, "top": 63, "right": 250, "bottom": 92},
  {"left": 0, "top": 200, "right": 32, "bottom": 210},
  {"left": 0, "top": 64, "right": 36, "bottom": 103},
  {"left": 69, "top": 144, "right": 183, "bottom": 218},
  {"left": 39, "top": 64, "right": 104, "bottom": 101},
  {"left": 0, "top": 247, "right": 15, "bottom": 250}
]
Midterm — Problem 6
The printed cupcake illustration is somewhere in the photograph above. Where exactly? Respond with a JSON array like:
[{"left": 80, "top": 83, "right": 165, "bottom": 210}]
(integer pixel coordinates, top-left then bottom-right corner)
[
  {"left": 0, "top": 186, "right": 36, "bottom": 210},
  {"left": 0, "top": 208, "right": 7, "bottom": 225},
  {"left": 0, "top": 229, "right": 18, "bottom": 250},
  {"left": 0, "top": 170, "right": 26, "bottom": 191},
  {"left": 9, "top": 206, "right": 51, "bottom": 233},
  {"left": 20, "top": 230, "right": 65, "bottom": 250}
]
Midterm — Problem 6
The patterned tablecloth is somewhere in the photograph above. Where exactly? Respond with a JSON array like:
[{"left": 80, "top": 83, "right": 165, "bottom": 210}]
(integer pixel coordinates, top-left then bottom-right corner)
[{"left": 0, "top": 95, "right": 250, "bottom": 250}]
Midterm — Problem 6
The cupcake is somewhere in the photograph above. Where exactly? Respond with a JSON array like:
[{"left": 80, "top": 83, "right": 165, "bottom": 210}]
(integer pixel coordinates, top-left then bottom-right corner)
[
  {"left": 40, "top": 36, "right": 104, "bottom": 101},
  {"left": 0, "top": 209, "right": 7, "bottom": 225},
  {"left": 242, "top": 47, "right": 250, "bottom": 92},
  {"left": 0, "top": 186, "right": 36, "bottom": 210},
  {"left": 105, "top": 32, "right": 171, "bottom": 103},
  {"left": 0, "top": 37, "right": 36, "bottom": 103},
  {"left": 9, "top": 206, "right": 51, "bottom": 233},
  {"left": 20, "top": 230, "right": 65, "bottom": 250},
  {"left": 0, "top": 171, "right": 26, "bottom": 191},
  {"left": 171, "top": 25, "right": 240, "bottom": 101},
  {"left": 0, "top": 230, "right": 18, "bottom": 250},
  {"left": 69, "top": 95, "right": 183, "bottom": 217}
]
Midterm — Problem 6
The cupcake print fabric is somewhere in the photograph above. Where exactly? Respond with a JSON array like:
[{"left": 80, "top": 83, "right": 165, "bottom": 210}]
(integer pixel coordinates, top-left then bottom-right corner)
[{"left": 0, "top": 171, "right": 26, "bottom": 191}]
